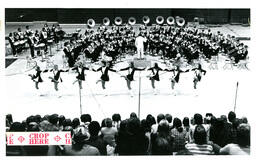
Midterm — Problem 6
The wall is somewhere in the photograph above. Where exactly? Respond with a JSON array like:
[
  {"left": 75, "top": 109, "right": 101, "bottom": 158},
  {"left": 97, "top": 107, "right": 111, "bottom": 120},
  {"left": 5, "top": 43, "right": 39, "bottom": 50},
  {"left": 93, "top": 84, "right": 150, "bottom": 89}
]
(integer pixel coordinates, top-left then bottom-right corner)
[{"left": 5, "top": 8, "right": 250, "bottom": 24}]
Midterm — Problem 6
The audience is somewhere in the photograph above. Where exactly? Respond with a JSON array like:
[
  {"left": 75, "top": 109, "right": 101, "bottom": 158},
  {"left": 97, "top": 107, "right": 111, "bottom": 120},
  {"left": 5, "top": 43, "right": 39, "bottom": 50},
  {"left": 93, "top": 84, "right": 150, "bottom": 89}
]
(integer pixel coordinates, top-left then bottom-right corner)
[{"left": 5, "top": 111, "right": 250, "bottom": 156}]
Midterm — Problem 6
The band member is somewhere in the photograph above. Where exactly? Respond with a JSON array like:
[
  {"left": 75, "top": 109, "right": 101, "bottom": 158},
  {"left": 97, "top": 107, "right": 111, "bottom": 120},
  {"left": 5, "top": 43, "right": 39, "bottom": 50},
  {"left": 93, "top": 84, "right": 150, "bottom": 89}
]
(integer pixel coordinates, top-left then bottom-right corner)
[
  {"left": 72, "top": 62, "right": 91, "bottom": 90},
  {"left": 63, "top": 42, "right": 75, "bottom": 68},
  {"left": 40, "top": 27, "right": 48, "bottom": 53},
  {"left": 147, "top": 63, "right": 163, "bottom": 95},
  {"left": 94, "top": 61, "right": 117, "bottom": 96},
  {"left": 27, "top": 33, "right": 36, "bottom": 58},
  {"left": 7, "top": 33, "right": 17, "bottom": 57},
  {"left": 191, "top": 63, "right": 207, "bottom": 89},
  {"left": 118, "top": 61, "right": 145, "bottom": 97},
  {"left": 165, "top": 65, "right": 190, "bottom": 91},
  {"left": 47, "top": 65, "right": 69, "bottom": 92},
  {"left": 28, "top": 66, "right": 48, "bottom": 90},
  {"left": 135, "top": 33, "right": 147, "bottom": 59}
]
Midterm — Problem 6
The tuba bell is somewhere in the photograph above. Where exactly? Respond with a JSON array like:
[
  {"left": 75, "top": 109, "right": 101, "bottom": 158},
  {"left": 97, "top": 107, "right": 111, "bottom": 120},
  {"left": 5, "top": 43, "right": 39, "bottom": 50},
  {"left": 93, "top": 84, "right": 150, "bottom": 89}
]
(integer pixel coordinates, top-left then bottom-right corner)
[
  {"left": 142, "top": 16, "right": 150, "bottom": 25},
  {"left": 114, "top": 17, "right": 122, "bottom": 26},
  {"left": 176, "top": 17, "right": 185, "bottom": 27},
  {"left": 87, "top": 19, "right": 95, "bottom": 28},
  {"left": 156, "top": 16, "right": 164, "bottom": 25},
  {"left": 167, "top": 16, "right": 175, "bottom": 25},
  {"left": 128, "top": 17, "right": 136, "bottom": 25},
  {"left": 103, "top": 17, "right": 110, "bottom": 26}
]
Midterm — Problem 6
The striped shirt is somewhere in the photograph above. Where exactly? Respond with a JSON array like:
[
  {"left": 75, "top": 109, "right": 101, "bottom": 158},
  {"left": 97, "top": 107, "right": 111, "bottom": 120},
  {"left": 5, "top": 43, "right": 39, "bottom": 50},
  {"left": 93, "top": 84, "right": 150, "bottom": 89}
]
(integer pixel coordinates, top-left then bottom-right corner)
[{"left": 185, "top": 143, "right": 214, "bottom": 155}]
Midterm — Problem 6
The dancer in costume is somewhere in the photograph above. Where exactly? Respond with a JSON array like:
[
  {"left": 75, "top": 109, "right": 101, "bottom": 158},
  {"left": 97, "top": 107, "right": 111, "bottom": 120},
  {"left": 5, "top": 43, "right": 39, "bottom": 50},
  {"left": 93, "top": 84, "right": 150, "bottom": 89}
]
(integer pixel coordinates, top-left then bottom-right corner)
[
  {"left": 94, "top": 61, "right": 117, "bottom": 96},
  {"left": 118, "top": 61, "right": 146, "bottom": 97},
  {"left": 147, "top": 63, "right": 164, "bottom": 95},
  {"left": 28, "top": 66, "right": 48, "bottom": 90},
  {"left": 47, "top": 65, "right": 69, "bottom": 93},
  {"left": 72, "top": 61, "right": 92, "bottom": 90},
  {"left": 191, "top": 63, "right": 206, "bottom": 89}
]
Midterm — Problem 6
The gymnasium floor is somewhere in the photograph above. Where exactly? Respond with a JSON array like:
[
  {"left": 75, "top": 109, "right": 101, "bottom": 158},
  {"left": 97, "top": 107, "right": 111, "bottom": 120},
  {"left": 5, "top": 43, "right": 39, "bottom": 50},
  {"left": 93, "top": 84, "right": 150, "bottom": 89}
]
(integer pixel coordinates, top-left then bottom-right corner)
[{"left": 4, "top": 24, "right": 253, "bottom": 123}]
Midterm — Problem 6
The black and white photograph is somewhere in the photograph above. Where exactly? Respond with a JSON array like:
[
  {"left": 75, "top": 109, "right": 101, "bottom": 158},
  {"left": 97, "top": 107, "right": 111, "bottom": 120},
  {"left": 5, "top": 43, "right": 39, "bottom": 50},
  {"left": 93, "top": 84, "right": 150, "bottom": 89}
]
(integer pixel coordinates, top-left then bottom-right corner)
[{"left": 3, "top": 4, "right": 253, "bottom": 158}]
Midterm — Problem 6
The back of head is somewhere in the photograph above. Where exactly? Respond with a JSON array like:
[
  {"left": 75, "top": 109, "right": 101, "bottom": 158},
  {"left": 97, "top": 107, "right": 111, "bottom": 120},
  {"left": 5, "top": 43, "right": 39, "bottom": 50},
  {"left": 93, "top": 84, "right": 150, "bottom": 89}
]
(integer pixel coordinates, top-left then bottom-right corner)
[
  {"left": 80, "top": 114, "right": 92, "bottom": 123},
  {"left": 157, "top": 114, "right": 165, "bottom": 124},
  {"left": 183, "top": 117, "right": 190, "bottom": 127},
  {"left": 158, "top": 120, "right": 169, "bottom": 134},
  {"left": 228, "top": 111, "right": 236, "bottom": 123},
  {"left": 105, "top": 118, "right": 113, "bottom": 128},
  {"left": 130, "top": 112, "right": 137, "bottom": 119},
  {"left": 72, "top": 118, "right": 80, "bottom": 129},
  {"left": 10, "top": 122, "right": 26, "bottom": 132},
  {"left": 165, "top": 114, "right": 172, "bottom": 124},
  {"left": 112, "top": 113, "right": 121, "bottom": 122},
  {"left": 49, "top": 114, "right": 59, "bottom": 125},
  {"left": 194, "top": 113, "right": 203, "bottom": 125},
  {"left": 194, "top": 125, "right": 207, "bottom": 145},
  {"left": 173, "top": 118, "right": 183, "bottom": 132},
  {"left": 237, "top": 124, "right": 250, "bottom": 147},
  {"left": 88, "top": 121, "right": 101, "bottom": 136},
  {"left": 63, "top": 119, "right": 72, "bottom": 128},
  {"left": 146, "top": 114, "right": 156, "bottom": 126},
  {"left": 154, "top": 137, "right": 171, "bottom": 155},
  {"left": 127, "top": 118, "right": 141, "bottom": 135}
]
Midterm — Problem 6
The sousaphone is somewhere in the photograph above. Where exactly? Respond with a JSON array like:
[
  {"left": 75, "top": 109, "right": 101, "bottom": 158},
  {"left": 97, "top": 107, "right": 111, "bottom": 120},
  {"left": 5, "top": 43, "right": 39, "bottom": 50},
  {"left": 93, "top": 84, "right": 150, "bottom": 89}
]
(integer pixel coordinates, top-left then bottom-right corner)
[
  {"left": 167, "top": 16, "right": 175, "bottom": 25},
  {"left": 142, "top": 16, "right": 150, "bottom": 25},
  {"left": 156, "top": 16, "right": 164, "bottom": 25},
  {"left": 114, "top": 17, "right": 122, "bottom": 26},
  {"left": 128, "top": 17, "right": 136, "bottom": 25},
  {"left": 87, "top": 19, "right": 95, "bottom": 28},
  {"left": 176, "top": 16, "right": 186, "bottom": 27},
  {"left": 103, "top": 17, "right": 110, "bottom": 26}
]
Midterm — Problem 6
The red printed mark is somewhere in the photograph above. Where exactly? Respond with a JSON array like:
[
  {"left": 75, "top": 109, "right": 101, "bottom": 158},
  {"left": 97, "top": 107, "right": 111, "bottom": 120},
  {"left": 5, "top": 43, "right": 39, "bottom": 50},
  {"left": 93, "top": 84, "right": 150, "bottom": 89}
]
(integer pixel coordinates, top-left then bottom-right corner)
[
  {"left": 18, "top": 136, "right": 25, "bottom": 143},
  {"left": 54, "top": 135, "right": 61, "bottom": 142}
]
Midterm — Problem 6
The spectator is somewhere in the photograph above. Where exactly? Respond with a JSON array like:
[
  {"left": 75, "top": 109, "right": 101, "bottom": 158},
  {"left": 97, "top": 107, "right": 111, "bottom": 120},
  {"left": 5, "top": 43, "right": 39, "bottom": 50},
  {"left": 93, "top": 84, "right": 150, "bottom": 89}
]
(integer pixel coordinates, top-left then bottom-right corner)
[
  {"left": 152, "top": 113, "right": 165, "bottom": 133},
  {"left": 165, "top": 114, "right": 173, "bottom": 129},
  {"left": 183, "top": 117, "right": 190, "bottom": 132},
  {"left": 86, "top": 121, "right": 107, "bottom": 155},
  {"left": 101, "top": 118, "right": 117, "bottom": 147},
  {"left": 219, "top": 124, "right": 250, "bottom": 155},
  {"left": 58, "top": 115, "right": 66, "bottom": 130},
  {"left": 115, "top": 119, "right": 129, "bottom": 155},
  {"left": 63, "top": 129, "right": 100, "bottom": 156},
  {"left": 185, "top": 125, "right": 214, "bottom": 155},
  {"left": 209, "top": 118, "right": 229, "bottom": 147},
  {"left": 72, "top": 118, "right": 81, "bottom": 133},
  {"left": 80, "top": 114, "right": 92, "bottom": 130},
  {"left": 151, "top": 119, "right": 173, "bottom": 155},
  {"left": 112, "top": 113, "right": 121, "bottom": 129},
  {"left": 125, "top": 118, "right": 148, "bottom": 155},
  {"left": 188, "top": 113, "right": 210, "bottom": 143},
  {"left": 171, "top": 118, "right": 188, "bottom": 152},
  {"left": 130, "top": 112, "right": 137, "bottom": 119}
]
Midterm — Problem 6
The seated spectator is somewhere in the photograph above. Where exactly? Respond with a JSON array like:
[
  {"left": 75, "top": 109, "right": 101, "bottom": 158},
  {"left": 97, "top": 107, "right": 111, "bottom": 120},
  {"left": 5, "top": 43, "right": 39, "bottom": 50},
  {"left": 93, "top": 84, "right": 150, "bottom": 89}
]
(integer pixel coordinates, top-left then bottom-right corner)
[
  {"left": 183, "top": 117, "right": 190, "bottom": 132},
  {"left": 112, "top": 113, "right": 121, "bottom": 129},
  {"left": 185, "top": 125, "right": 214, "bottom": 155},
  {"left": 209, "top": 118, "right": 229, "bottom": 147},
  {"left": 165, "top": 114, "right": 173, "bottom": 129},
  {"left": 23, "top": 123, "right": 50, "bottom": 156},
  {"left": 6, "top": 122, "right": 26, "bottom": 156},
  {"left": 151, "top": 119, "right": 173, "bottom": 155},
  {"left": 125, "top": 118, "right": 149, "bottom": 155},
  {"left": 219, "top": 124, "right": 250, "bottom": 155},
  {"left": 58, "top": 115, "right": 66, "bottom": 130},
  {"left": 188, "top": 113, "right": 210, "bottom": 143},
  {"left": 171, "top": 118, "right": 188, "bottom": 152},
  {"left": 86, "top": 121, "right": 107, "bottom": 155},
  {"left": 146, "top": 114, "right": 156, "bottom": 128},
  {"left": 130, "top": 112, "right": 137, "bottom": 119},
  {"left": 152, "top": 113, "right": 165, "bottom": 133},
  {"left": 80, "top": 114, "right": 92, "bottom": 130},
  {"left": 72, "top": 118, "right": 81, "bottom": 133},
  {"left": 63, "top": 129, "right": 100, "bottom": 156},
  {"left": 101, "top": 118, "right": 117, "bottom": 147}
]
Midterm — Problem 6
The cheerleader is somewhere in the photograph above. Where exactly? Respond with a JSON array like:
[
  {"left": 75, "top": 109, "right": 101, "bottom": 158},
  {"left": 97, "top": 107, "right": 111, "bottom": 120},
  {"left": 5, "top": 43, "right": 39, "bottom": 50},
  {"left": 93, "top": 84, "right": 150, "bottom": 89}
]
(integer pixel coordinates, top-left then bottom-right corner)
[
  {"left": 165, "top": 65, "right": 190, "bottom": 91},
  {"left": 118, "top": 61, "right": 145, "bottom": 97},
  {"left": 147, "top": 63, "right": 163, "bottom": 95},
  {"left": 94, "top": 61, "right": 117, "bottom": 96},
  {"left": 28, "top": 66, "right": 48, "bottom": 91},
  {"left": 47, "top": 65, "right": 69, "bottom": 92},
  {"left": 72, "top": 62, "right": 91, "bottom": 90},
  {"left": 191, "top": 63, "right": 206, "bottom": 89}
]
